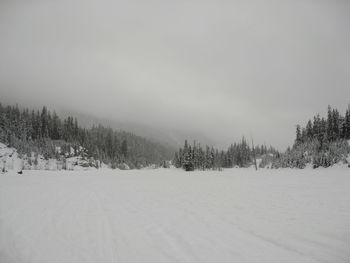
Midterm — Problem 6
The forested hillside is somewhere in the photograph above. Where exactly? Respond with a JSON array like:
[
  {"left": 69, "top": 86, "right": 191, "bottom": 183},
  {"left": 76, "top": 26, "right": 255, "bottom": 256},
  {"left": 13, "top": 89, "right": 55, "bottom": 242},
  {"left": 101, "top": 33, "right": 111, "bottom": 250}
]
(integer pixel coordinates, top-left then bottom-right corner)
[
  {"left": 0, "top": 103, "right": 174, "bottom": 169},
  {"left": 175, "top": 105, "right": 350, "bottom": 171},
  {"left": 269, "top": 105, "right": 350, "bottom": 168},
  {"left": 2, "top": 103, "right": 349, "bottom": 171}
]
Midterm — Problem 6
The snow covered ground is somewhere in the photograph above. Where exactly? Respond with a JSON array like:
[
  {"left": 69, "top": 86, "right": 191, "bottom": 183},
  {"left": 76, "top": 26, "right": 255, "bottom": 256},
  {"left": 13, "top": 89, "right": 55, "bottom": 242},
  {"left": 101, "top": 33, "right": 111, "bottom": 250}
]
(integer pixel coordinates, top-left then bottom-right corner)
[{"left": 0, "top": 168, "right": 349, "bottom": 263}]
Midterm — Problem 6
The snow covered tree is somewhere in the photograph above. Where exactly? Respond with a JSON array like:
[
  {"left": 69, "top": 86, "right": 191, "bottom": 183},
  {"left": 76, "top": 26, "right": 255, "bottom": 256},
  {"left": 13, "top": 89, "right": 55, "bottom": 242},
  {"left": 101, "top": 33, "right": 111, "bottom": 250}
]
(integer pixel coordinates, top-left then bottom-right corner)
[
  {"left": 121, "top": 139, "right": 128, "bottom": 158},
  {"left": 295, "top": 125, "right": 302, "bottom": 145}
]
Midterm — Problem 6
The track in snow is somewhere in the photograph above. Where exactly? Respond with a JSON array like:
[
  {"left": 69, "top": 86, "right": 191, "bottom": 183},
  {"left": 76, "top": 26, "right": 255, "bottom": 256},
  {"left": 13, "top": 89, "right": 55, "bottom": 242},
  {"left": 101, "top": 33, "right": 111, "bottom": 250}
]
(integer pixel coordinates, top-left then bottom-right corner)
[{"left": 0, "top": 168, "right": 349, "bottom": 263}]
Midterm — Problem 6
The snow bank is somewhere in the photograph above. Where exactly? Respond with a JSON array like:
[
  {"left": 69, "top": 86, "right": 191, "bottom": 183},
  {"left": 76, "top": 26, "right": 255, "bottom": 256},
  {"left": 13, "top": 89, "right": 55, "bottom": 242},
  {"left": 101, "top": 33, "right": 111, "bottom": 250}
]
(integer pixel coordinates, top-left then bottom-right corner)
[
  {"left": 0, "top": 142, "right": 99, "bottom": 172},
  {"left": 0, "top": 142, "right": 23, "bottom": 172}
]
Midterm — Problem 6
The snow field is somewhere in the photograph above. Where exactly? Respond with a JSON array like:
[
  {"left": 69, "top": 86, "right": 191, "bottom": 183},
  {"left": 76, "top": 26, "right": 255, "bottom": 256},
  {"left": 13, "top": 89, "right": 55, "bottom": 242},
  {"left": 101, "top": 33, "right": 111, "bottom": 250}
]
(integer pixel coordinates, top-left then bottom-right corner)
[{"left": 0, "top": 168, "right": 349, "bottom": 263}]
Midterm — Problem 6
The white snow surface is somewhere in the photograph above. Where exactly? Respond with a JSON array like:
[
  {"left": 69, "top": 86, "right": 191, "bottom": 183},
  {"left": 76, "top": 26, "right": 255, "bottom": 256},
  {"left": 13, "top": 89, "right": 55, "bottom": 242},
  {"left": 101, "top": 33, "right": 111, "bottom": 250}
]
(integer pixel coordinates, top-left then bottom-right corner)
[{"left": 0, "top": 168, "right": 349, "bottom": 263}]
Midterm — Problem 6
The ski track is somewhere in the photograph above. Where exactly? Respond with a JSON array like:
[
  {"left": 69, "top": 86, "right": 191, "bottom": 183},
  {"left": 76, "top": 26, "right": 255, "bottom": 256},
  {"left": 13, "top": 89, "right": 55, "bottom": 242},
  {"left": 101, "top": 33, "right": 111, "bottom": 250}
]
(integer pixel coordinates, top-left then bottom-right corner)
[{"left": 0, "top": 168, "right": 350, "bottom": 263}]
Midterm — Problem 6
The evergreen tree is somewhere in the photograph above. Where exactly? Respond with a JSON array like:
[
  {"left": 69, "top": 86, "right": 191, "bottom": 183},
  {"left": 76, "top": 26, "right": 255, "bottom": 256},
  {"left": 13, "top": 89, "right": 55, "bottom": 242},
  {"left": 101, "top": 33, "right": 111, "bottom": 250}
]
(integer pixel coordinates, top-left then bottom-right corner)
[
  {"left": 306, "top": 120, "right": 313, "bottom": 139},
  {"left": 327, "top": 105, "right": 333, "bottom": 141},
  {"left": 41, "top": 106, "right": 49, "bottom": 138},
  {"left": 344, "top": 107, "right": 350, "bottom": 139},
  {"left": 182, "top": 144, "right": 194, "bottom": 171},
  {"left": 121, "top": 139, "right": 128, "bottom": 158},
  {"left": 295, "top": 125, "right": 302, "bottom": 145}
]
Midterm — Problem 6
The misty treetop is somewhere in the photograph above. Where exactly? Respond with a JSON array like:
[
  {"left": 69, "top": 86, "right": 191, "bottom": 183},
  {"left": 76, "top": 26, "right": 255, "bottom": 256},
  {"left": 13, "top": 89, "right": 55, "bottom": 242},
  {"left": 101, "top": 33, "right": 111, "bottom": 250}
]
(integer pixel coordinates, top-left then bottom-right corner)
[{"left": 0, "top": 103, "right": 173, "bottom": 169}]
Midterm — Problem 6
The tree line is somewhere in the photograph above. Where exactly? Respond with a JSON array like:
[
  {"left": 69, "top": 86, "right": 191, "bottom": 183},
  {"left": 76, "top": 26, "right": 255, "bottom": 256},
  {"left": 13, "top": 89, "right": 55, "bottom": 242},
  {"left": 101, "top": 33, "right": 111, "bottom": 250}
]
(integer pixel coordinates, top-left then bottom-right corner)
[
  {"left": 274, "top": 105, "right": 350, "bottom": 168},
  {"left": 295, "top": 105, "right": 350, "bottom": 145},
  {"left": 173, "top": 138, "right": 278, "bottom": 171},
  {"left": 175, "top": 105, "right": 350, "bottom": 171},
  {"left": 0, "top": 103, "right": 174, "bottom": 169},
  {"left": 258, "top": 105, "right": 350, "bottom": 169},
  {"left": 2, "top": 102, "right": 348, "bottom": 171}
]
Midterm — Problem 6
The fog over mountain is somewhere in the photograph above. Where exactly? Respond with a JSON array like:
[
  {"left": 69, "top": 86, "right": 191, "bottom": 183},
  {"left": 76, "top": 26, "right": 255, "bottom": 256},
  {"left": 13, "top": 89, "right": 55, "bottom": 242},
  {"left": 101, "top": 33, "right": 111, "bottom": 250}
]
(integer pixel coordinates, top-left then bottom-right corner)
[
  {"left": 1, "top": 0, "right": 350, "bottom": 150},
  {"left": 59, "top": 109, "right": 217, "bottom": 150}
]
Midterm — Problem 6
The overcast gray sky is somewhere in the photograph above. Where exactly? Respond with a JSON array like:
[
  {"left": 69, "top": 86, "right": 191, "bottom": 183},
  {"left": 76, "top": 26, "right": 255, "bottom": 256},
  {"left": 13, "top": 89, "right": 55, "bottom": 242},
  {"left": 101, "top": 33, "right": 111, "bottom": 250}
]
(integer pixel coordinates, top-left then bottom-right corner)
[{"left": 1, "top": 0, "right": 350, "bottom": 149}]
